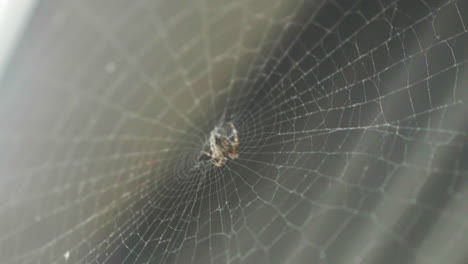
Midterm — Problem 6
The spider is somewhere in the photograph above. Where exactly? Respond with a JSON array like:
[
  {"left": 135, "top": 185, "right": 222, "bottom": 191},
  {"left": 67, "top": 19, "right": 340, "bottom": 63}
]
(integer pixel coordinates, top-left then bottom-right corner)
[{"left": 203, "top": 122, "right": 239, "bottom": 167}]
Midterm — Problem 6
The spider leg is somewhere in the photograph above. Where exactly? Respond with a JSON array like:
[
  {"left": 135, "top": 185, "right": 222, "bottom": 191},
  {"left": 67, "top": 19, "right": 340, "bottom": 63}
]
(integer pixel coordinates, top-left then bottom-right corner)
[
  {"left": 211, "top": 159, "right": 223, "bottom": 167},
  {"left": 229, "top": 123, "right": 238, "bottom": 142},
  {"left": 203, "top": 151, "right": 213, "bottom": 158}
]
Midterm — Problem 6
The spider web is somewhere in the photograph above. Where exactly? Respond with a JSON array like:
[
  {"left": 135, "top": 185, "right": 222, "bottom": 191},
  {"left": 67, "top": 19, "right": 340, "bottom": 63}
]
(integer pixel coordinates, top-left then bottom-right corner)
[{"left": 0, "top": 0, "right": 467, "bottom": 263}]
